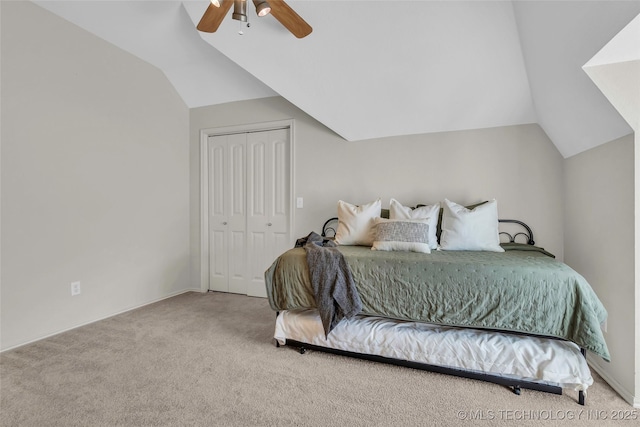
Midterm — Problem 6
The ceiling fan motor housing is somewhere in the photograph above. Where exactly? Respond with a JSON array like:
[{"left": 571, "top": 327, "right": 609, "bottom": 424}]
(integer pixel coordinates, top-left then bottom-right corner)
[{"left": 232, "top": 0, "right": 247, "bottom": 22}]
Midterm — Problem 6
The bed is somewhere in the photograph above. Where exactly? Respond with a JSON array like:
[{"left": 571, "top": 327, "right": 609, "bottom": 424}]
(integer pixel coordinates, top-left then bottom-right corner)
[{"left": 265, "top": 199, "right": 609, "bottom": 404}]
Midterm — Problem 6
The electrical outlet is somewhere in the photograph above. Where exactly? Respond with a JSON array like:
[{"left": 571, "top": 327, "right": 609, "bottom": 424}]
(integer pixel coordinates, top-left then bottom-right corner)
[
  {"left": 71, "top": 281, "right": 81, "bottom": 296},
  {"left": 296, "top": 197, "right": 304, "bottom": 208}
]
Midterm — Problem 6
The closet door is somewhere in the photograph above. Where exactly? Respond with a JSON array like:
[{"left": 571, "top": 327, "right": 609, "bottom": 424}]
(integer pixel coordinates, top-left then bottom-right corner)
[
  {"left": 246, "top": 128, "right": 290, "bottom": 297},
  {"left": 208, "top": 133, "right": 248, "bottom": 294}
]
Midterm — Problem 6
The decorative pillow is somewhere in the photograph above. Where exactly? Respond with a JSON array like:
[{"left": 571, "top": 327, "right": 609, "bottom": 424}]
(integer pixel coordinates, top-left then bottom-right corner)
[
  {"left": 334, "top": 199, "right": 381, "bottom": 246},
  {"left": 389, "top": 198, "right": 440, "bottom": 249},
  {"left": 439, "top": 199, "right": 504, "bottom": 252},
  {"left": 418, "top": 200, "right": 488, "bottom": 243},
  {"left": 371, "top": 218, "right": 431, "bottom": 253}
]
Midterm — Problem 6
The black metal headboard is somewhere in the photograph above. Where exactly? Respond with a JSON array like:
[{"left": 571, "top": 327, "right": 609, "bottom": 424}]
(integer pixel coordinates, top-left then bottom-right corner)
[
  {"left": 321, "top": 217, "right": 339, "bottom": 239},
  {"left": 498, "top": 219, "right": 535, "bottom": 246},
  {"left": 321, "top": 217, "right": 535, "bottom": 246}
]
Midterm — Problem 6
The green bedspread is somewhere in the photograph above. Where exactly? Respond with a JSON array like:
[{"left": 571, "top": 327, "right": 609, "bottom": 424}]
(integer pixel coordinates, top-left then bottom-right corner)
[{"left": 265, "top": 244, "right": 610, "bottom": 361}]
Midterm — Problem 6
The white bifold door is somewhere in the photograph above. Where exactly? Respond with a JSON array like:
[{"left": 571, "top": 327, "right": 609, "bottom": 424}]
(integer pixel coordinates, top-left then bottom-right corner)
[{"left": 208, "top": 128, "right": 290, "bottom": 297}]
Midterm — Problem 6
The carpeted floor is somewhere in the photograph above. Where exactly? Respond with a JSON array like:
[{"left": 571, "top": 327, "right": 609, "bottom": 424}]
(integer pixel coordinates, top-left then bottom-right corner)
[{"left": 0, "top": 291, "right": 635, "bottom": 426}]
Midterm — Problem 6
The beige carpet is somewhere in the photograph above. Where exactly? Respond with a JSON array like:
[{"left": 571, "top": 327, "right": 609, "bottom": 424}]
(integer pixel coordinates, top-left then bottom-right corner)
[{"left": 0, "top": 291, "right": 635, "bottom": 426}]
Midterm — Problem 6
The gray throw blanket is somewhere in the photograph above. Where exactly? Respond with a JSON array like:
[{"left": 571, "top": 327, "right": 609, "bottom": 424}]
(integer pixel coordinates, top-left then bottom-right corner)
[{"left": 295, "top": 232, "right": 362, "bottom": 337}]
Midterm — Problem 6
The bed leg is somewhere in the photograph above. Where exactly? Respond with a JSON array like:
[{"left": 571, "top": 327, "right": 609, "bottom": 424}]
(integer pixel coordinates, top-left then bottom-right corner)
[
  {"left": 512, "top": 386, "right": 521, "bottom": 396},
  {"left": 578, "top": 348, "right": 587, "bottom": 405},
  {"left": 299, "top": 347, "right": 306, "bottom": 355},
  {"left": 274, "top": 312, "right": 281, "bottom": 348}
]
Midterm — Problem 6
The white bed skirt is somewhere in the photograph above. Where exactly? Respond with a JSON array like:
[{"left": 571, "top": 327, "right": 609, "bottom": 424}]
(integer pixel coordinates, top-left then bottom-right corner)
[{"left": 274, "top": 309, "right": 593, "bottom": 392}]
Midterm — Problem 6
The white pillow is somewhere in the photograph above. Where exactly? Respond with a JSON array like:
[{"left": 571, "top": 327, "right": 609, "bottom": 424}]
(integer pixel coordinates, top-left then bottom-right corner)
[
  {"left": 334, "top": 199, "right": 381, "bottom": 246},
  {"left": 389, "top": 198, "right": 440, "bottom": 249},
  {"left": 371, "top": 217, "right": 431, "bottom": 253},
  {"left": 440, "top": 199, "right": 504, "bottom": 252}
]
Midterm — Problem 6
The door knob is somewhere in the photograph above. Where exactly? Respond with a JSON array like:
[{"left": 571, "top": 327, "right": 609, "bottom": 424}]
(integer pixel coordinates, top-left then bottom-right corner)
[
  {"left": 222, "top": 222, "right": 228, "bottom": 225},
  {"left": 267, "top": 223, "right": 272, "bottom": 227}
]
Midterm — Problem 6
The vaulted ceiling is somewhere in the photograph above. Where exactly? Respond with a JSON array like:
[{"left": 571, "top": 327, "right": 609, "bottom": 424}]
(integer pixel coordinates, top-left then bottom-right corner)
[{"left": 34, "top": 1, "right": 640, "bottom": 158}]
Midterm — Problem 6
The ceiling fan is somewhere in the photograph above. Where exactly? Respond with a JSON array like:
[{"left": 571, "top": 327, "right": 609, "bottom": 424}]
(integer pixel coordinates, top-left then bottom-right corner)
[{"left": 197, "top": 0, "right": 312, "bottom": 38}]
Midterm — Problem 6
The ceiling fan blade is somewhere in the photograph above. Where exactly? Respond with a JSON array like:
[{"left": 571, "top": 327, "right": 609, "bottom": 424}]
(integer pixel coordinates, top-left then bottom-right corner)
[
  {"left": 269, "top": 0, "right": 312, "bottom": 38},
  {"left": 197, "top": 0, "right": 234, "bottom": 33}
]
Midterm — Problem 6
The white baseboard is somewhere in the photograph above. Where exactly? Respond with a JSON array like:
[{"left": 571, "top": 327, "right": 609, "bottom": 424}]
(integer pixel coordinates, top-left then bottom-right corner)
[
  {"left": 587, "top": 354, "right": 638, "bottom": 407},
  {"left": 0, "top": 288, "right": 204, "bottom": 353}
]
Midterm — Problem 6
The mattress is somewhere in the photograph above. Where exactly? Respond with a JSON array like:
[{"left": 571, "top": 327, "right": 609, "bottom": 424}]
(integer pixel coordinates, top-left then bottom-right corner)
[{"left": 275, "top": 309, "right": 594, "bottom": 392}]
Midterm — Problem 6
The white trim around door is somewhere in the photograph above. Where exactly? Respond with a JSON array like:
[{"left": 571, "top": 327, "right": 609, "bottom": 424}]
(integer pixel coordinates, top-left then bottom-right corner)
[{"left": 199, "top": 119, "right": 295, "bottom": 293}]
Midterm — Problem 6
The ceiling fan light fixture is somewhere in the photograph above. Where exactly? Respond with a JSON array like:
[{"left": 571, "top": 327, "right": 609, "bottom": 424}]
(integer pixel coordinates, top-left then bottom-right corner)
[
  {"left": 253, "top": 0, "right": 271, "bottom": 17},
  {"left": 197, "top": 0, "right": 312, "bottom": 38},
  {"left": 232, "top": 0, "right": 248, "bottom": 22}
]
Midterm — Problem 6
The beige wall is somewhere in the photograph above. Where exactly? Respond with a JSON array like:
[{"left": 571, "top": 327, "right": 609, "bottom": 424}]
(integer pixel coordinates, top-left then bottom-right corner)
[
  {"left": 1, "top": 1, "right": 191, "bottom": 350},
  {"left": 564, "top": 133, "right": 637, "bottom": 405},
  {"left": 190, "top": 96, "right": 565, "bottom": 290}
]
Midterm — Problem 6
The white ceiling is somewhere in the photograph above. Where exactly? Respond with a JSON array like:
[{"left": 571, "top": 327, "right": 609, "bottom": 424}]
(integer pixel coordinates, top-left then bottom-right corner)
[
  {"left": 584, "top": 13, "right": 640, "bottom": 132},
  {"left": 34, "top": 1, "right": 640, "bottom": 158}
]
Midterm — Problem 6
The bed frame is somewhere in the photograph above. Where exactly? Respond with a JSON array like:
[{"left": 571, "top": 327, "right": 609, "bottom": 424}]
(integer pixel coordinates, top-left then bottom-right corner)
[
  {"left": 275, "top": 217, "right": 587, "bottom": 405},
  {"left": 322, "top": 217, "right": 536, "bottom": 245}
]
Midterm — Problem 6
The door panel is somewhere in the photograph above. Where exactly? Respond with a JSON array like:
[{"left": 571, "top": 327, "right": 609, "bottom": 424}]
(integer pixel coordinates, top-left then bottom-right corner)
[
  {"left": 208, "top": 134, "right": 248, "bottom": 294},
  {"left": 230, "top": 142, "right": 245, "bottom": 217},
  {"left": 209, "top": 229, "right": 227, "bottom": 292},
  {"left": 246, "top": 129, "right": 290, "bottom": 297},
  {"left": 248, "top": 231, "right": 267, "bottom": 282},
  {"left": 210, "top": 143, "right": 226, "bottom": 217},
  {"left": 208, "top": 127, "right": 290, "bottom": 297},
  {"left": 272, "top": 231, "right": 290, "bottom": 258},
  {"left": 271, "top": 138, "right": 289, "bottom": 229},
  {"left": 227, "top": 134, "right": 247, "bottom": 294},
  {"left": 209, "top": 136, "right": 228, "bottom": 292},
  {"left": 249, "top": 142, "right": 266, "bottom": 217},
  {"left": 228, "top": 230, "right": 246, "bottom": 294}
]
